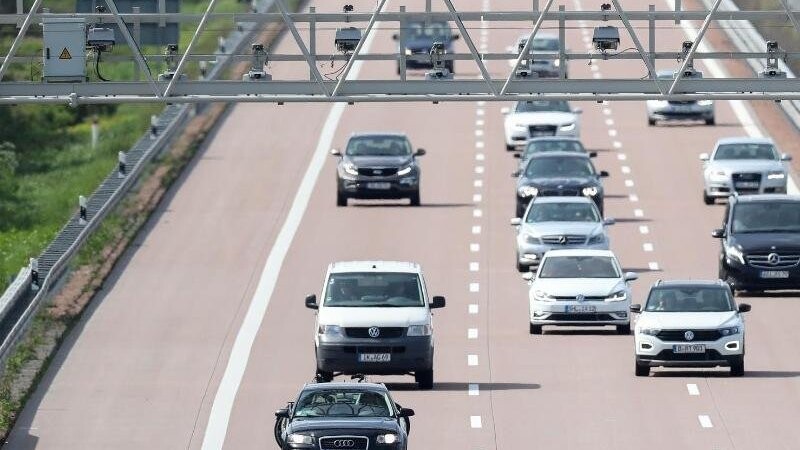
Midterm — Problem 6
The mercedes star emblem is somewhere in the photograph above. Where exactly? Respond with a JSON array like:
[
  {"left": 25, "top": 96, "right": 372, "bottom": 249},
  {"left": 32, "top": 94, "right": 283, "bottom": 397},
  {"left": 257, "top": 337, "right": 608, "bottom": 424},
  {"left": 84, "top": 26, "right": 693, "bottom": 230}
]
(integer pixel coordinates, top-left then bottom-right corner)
[
  {"left": 558, "top": 235, "right": 568, "bottom": 245},
  {"left": 767, "top": 252, "right": 781, "bottom": 265},
  {"left": 684, "top": 330, "right": 695, "bottom": 341},
  {"left": 368, "top": 327, "right": 380, "bottom": 338}
]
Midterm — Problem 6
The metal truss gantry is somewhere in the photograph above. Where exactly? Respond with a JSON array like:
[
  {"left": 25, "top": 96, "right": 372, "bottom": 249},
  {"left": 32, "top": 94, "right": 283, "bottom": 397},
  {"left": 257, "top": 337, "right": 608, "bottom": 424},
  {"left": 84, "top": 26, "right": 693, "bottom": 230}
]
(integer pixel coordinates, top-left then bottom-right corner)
[{"left": 0, "top": 0, "right": 799, "bottom": 104}]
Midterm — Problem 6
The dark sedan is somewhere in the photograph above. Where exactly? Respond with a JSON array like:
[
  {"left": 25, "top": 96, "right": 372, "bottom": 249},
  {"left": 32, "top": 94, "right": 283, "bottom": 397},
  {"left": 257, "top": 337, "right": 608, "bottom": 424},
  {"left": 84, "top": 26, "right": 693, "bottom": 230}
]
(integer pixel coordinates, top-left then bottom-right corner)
[{"left": 393, "top": 20, "right": 459, "bottom": 74}]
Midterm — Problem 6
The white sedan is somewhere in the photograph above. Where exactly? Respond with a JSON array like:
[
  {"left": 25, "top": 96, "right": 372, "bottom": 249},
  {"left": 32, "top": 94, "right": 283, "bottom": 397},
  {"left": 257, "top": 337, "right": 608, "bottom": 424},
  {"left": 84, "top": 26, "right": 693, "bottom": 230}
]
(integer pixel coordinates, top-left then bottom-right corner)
[
  {"left": 524, "top": 249, "right": 637, "bottom": 335},
  {"left": 503, "top": 100, "right": 582, "bottom": 150}
]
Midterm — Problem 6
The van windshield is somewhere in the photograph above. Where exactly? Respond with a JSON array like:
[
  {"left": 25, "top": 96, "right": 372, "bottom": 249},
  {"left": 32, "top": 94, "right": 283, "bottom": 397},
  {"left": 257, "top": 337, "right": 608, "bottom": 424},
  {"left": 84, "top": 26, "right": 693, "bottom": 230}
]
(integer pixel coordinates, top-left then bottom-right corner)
[{"left": 324, "top": 272, "right": 424, "bottom": 307}]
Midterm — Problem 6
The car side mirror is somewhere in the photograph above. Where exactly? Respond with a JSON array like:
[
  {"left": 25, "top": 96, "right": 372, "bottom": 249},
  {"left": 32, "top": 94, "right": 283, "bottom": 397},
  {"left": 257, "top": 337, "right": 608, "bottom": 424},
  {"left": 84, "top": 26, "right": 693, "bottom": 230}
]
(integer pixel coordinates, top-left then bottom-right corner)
[
  {"left": 510, "top": 217, "right": 522, "bottom": 226},
  {"left": 275, "top": 408, "right": 290, "bottom": 418},
  {"left": 392, "top": 33, "right": 399, "bottom": 40},
  {"left": 699, "top": 153, "right": 710, "bottom": 161},
  {"left": 430, "top": 296, "right": 446, "bottom": 309},
  {"left": 572, "top": 107, "right": 583, "bottom": 114},
  {"left": 330, "top": 148, "right": 341, "bottom": 156},
  {"left": 513, "top": 153, "right": 521, "bottom": 158},
  {"left": 599, "top": 170, "right": 609, "bottom": 177},
  {"left": 452, "top": 34, "right": 460, "bottom": 40},
  {"left": 501, "top": 107, "right": 511, "bottom": 115},
  {"left": 522, "top": 272, "right": 534, "bottom": 281},
  {"left": 630, "top": 304, "right": 642, "bottom": 313},
  {"left": 711, "top": 228, "right": 725, "bottom": 239},
  {"left": 415, "top": 148, "right": 426, "bottom": 157},
  {"left": 603, "top": 218, "right": 616, "bottom": 226},
  {"left": 624, "top": 272, "right": 638, "bottom": 282},
  {"left": 738, "top": 303, "right": 752, "bottom": 313},
  {"left": 589, "top": 151, "right": 598, "bottom": 158},
  {"left": 305, "top": 294, "right": 318, "bottom": 310},
  {"left": 511, "top": 170, "right": 521, "bottom": 178},
  {"left": 399, "top": 407, "right": 415, "bottom": 417},
  {"left": 781, "top": 153, "right": 792, "bottom": 161}
]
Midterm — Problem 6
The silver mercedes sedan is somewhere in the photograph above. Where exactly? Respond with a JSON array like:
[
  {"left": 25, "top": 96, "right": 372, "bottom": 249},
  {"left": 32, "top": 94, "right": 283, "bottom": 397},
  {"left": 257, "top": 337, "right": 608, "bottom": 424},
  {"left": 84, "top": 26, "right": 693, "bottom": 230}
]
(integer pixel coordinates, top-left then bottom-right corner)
[{"left": 700, "top": 137, "right": 792, "bottom": 204}]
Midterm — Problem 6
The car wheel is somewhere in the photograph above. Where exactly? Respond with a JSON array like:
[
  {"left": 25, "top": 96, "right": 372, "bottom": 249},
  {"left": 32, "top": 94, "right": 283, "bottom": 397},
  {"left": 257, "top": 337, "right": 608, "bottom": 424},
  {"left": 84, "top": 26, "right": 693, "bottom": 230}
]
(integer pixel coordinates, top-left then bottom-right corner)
[
  {"left": 617, "top": 323, "right": 631, "bottom": 335},
  {"left": 703, "top": 192, "right": 714, "bottom": 205},
  {"left": 517, "top": 261, "right": 528, "bottom": 273},
  {"left": 336, "top": 192, "right": 348, "bottom": 207},
  {"left": 529, "top": 323, "right": 543, "bottom": 335},
  {"left": 415, "top": 369, "right": 434, "bottom": 390},
  {"left": 647, "top": 117, "right": 656, "bottom": 126},
  {"left": 409, "top": 191, "right": 421, "bottom": 206},
  {"left": 705, "top": 117, "right": 716, "bottom": 126},
  {"left": 316, "top": 369, "right": 334, "bottom": 382},
  {"left": 635, "top": 359, "right": 650, "bottom": 377},
  {"left": 730, "top": 356, "right": 745, "bottom": 377}
]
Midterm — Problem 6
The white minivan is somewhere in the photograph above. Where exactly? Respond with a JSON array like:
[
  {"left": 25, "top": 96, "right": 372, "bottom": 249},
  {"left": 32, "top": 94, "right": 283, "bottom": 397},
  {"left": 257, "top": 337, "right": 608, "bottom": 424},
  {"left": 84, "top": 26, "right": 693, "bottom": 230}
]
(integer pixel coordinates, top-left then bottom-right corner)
[{"left": 305, "top": 261, "right": 445, "bottom": 389}]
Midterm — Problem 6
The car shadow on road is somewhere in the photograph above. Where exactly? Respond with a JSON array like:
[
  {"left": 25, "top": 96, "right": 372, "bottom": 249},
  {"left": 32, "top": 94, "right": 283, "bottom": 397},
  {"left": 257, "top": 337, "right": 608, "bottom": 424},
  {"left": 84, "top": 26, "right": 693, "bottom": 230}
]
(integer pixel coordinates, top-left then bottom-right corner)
[
  {"left": 542, "top": 329, "right": 620, "bottom": 336},
  {"left": 655, "top": 122, "right": 741, "bottom": 128},
  {"left": 652, "top": 370, "right": 800, "bottom": 379},
  {"left": 624, "top": 267, "right": 662, "bottom": 273},
  {"left": 349, "top": 202, "right": 473, "bottom": 208},
  {"left": 385, "top": 382, "right": 541, "bottom": 392},
  {"left": 613, "top": 217, "right": 651, "bottom": 223},
  {"left": 736, "top": 291, "right": 800, "bottom": 298}
]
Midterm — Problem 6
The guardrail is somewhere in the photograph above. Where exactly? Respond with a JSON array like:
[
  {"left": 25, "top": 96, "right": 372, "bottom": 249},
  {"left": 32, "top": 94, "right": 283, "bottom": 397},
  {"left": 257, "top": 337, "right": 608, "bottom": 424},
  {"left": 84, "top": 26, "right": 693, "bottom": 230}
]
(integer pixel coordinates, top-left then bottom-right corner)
[{"left": 0, "top": 0, "right": 276, "bottom": 368}]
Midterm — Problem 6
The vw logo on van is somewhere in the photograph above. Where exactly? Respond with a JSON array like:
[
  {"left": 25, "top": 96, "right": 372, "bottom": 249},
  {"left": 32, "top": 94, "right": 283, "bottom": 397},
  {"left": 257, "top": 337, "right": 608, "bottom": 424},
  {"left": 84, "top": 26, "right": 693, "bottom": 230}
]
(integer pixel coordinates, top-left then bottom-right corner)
[
  {"left": 368, "top": 327, "right": 380, "bottom": 338},
  {"left": 684, "top": 330, "right": 695, "bottom": 341}
]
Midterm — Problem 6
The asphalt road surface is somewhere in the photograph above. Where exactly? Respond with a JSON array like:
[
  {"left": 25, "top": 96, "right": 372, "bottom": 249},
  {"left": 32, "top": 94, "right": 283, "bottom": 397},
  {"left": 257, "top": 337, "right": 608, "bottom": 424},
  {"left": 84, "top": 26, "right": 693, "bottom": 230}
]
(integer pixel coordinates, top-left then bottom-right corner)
[{"left": 6, "top": 0, "right": 800, "bottom": 449}]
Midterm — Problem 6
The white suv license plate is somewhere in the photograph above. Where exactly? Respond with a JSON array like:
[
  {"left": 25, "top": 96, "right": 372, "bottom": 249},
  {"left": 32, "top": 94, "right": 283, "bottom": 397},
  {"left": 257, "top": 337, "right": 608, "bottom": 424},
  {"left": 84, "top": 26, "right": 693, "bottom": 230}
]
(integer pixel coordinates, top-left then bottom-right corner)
[
  {"left": 366, "top": 182, "right": 391, "bottom": 190},
  {"left": 359, "top": 353, "right": 391, "bottom": 362},
  {"left": 761, "top": 270, "right": 789, "bottom": 279},
  {"left": 567, "top": 305, "right": 596, "bottom": 313},
  {"left": 735, "top": 181, "right": 759, "bottom": 189},
  {"left": 673, "top": 344, "right": 706, "bottom": 354}
]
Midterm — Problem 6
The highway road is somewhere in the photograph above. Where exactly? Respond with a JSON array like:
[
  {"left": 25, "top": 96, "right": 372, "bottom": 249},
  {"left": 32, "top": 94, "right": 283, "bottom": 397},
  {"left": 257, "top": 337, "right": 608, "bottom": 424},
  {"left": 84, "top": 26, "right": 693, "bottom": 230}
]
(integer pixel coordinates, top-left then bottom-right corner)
[{"left": 6, "top": 0, "right": 800, "bottom": 449}]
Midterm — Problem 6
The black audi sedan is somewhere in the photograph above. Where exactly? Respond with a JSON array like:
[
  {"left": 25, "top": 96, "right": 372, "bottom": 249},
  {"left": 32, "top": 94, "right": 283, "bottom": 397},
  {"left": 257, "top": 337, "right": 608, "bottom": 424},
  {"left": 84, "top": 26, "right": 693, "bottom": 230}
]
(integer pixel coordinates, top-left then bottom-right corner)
[
  {"left": 514, "top": 151, "right": 608, "bottom": 218},
  {"left": 332, "top": 133, "right": 425, "bottom": 206},
  {"left": 274, "top": 382, "right": 413, "bottom": 449}
]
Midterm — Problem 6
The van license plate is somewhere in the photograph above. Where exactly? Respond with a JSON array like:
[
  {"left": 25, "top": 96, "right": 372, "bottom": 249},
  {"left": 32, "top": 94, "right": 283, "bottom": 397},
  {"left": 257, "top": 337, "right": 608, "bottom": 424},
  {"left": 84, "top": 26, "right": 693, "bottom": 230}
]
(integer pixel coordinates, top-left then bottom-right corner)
[
  {"left": 761, "top": 270, "right": 789, "bottom": 278},
  {"left": 673, "top": 344, "right": 705, "bottom": 353},
  {"left": 359, "top": 353, "right": 391, "bottom": 362},
  {"left": 366, "top": 182, "right": 391, "bottom": 190}
]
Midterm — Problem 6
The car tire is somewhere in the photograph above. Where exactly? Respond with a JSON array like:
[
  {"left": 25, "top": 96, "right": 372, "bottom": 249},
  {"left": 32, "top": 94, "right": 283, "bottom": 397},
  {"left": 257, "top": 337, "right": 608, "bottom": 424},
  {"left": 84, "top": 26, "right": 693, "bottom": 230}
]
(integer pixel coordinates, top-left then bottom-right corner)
[
  {"left": 337, "top": 192, "right": 348, "bottom": 207},
  {"left": 316, "top": 369, "right": 334, "bottom": 382},
  {"left": 703, "top": 192, "right": 714, "bottom": 205},
  {"left": 529, "top": 323, "right": 543, "bottom": 335},
  {"left": 635, "top": 359, "right": 650, "bottom": 377},
  {"left": 617, "top": 323, "right": 631, "bottom": 335},
  {"left": 416, "top": 369, "right": 434, "bottom": 390},
  {"left": 647, "top": 117, "right": 656, "bottom": 126},
  {"left": 409, "top": 191, "right": 421, "bottom": 206},
  {"left": 705, "top": 117, "right": 716, "bottom": 126},
  {"left": 517, "top": 261, "right": 528, "bottom": 273},
  {"left": 730, "top": 356, "right": 745, "bottom": 377}
]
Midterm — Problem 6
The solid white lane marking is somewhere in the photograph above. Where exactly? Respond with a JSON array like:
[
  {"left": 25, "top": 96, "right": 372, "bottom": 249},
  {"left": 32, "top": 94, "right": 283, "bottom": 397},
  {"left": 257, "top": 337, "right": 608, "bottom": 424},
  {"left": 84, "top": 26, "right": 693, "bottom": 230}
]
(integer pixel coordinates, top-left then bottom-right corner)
[
  {"left": 472, "top": 225, "right": 482, "bottom": 234},
  {"left": 475, "top": 166, "right": 485, "bottom": 174},
  {"left": 469, "top": 304, "right": 479, "bottom": 314},
  {"left": 468, "top": 354, "right": 479, "bottom": 366},
  {"left": 474, "top": 179, "right": 483, "bottom": 188},
  {"left": 608, "top": 129, "right": 618, "bottom": 137},
  {"left": 201, "top": 17, "right": 381, "bottom": 450},
  {"left": 613, "top": 141, "right": 622, "bottom": 149},
  {"left": 473, "top": 194, "right": 483, "bottom": 203},
  {"left": 617, "top": 153, "right": 627, "bottom": 160},
  {"left": 643, "top": 243, "right": 654, "bottom": 252},
  {"left": 621, "top": 166, "right": 630, "bottom": 174},
  {"left": 475, "top": 129, "right": 484, "bottom": 137},
  {"left": 639, "top": 225, "right": 650, "bottom": 234},
  {"left": 593, "top": 72, "right": 601, "bottom": 79},
  {"left": 468, "top": 383, "right": 480, "bottom": 395},
  {"left": 473, "top": 209, "right": 483, "bottom": 217},
  {"left": 469, "top": 262, "right": 479, "bottom": 272},
  {"left": 634, "top": 209, "right": 644, "bottom": 217},
  {"left": 475, "top": 141, "right": 485, "bottom": 149},
  {"left": 475, "top": 153, "right": 485, "bottom": 161},
  {"left": 648, "top": 261, "right": 660, "bottom": 271},
  {"left": 698, "top": 415, "right": 713, "bottom": 428},
  {"left": 471, "top": 416, "right": 483, "bottom": 428},
  {"left": 470, "top": 243, "right": 480, "bottom": 252},
  {"left": 629, "top": 194, "right": 639, "bottom": 202},
  {"left": 687, "top": 384, "right": 700, "bottom": 396},
  {"left": 476, "top": 119, "right": 485, "bottom": 126},
  {"left": 624, "top": 179, "right": 634, "bottom": 187},
  {"left": 468, "top": 328, "right": 479, "bottom": 339},
  {"left": 469, "top": 283, "right": 480, "bottom": 293},
  {"left": 476, "top": 109, "right": 485, "bottom": 116}
]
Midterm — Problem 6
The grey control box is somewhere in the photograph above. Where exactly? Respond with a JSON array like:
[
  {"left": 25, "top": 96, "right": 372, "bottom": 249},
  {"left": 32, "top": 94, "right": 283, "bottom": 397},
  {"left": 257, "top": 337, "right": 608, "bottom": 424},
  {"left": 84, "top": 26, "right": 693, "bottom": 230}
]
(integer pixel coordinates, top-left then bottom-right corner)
[{"left": 42, "top": 18, "right": 86, "bottom": 82}]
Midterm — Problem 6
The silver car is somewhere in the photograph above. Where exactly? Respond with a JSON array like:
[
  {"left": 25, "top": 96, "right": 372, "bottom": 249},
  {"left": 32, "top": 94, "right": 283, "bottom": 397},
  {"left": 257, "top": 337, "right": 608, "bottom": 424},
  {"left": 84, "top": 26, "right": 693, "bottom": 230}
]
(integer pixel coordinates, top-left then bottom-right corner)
[
  {"left": 510, "top": 197, "right": 614, "bottom": 272},
  {"left": 700, "top": 137, "right": 792, "bottom": 204},
  {"left": 646, "top": 70, "right": 715, "bottom": 126}
]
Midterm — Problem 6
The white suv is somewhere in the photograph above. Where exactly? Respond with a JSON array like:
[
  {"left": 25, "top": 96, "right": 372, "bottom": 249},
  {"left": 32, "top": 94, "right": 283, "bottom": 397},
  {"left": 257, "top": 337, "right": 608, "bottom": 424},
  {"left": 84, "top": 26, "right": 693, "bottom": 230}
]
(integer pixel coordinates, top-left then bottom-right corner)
[
  {"left": 305, "top": 261, "right": 446, "bottom": 389},
  {"left": 631, "top": 280, "right": 751, "bottom": 377}
]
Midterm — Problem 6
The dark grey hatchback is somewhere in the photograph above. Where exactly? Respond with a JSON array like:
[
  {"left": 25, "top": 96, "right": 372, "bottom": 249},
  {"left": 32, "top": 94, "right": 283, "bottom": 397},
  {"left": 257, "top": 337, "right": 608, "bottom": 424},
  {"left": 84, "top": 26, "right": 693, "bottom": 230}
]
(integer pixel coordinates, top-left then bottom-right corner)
[{"left": 333, "top": 133, "right": 425, "bottom": 206}]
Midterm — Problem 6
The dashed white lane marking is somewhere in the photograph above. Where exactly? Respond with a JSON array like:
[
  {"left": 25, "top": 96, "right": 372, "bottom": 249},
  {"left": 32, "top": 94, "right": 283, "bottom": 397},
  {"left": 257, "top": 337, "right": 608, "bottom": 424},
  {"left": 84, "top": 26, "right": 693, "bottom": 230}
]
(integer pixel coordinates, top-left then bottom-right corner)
[
  {"left": 476, "top": 109, "right": 485, "bottom": 116},
  {"left": 469, "top": 383, "right": 480, "bottom": 395},
  {"left": 475, "top": 141, "right": 485, "bottom": 149},
  {"left": 473, "top": 209, "right": 483, "bottom": 217},
  {"left": 687, "top": 384, "right": 700, "bottom": 396},
  {"left": 470, "top": 243, "right": 480, "bottom": 252},
  {"left": 617, "top": 153, "right": 627, "bottom": 160},
  {"left": 639, "top": 225, "right": 650, "bottom": 234},
  {"left": 613, "top": 141, "right": 622, "bottom": 149},
  {"left": 698, "top": 415, "right": 714, "bottom": 428},
  {"left": 476, "top": 119, "right": 485, "bottom": 126},
  {"left": 469, "top": 304, "right": 479, "bottom": 314},
  {"left": 477, "top": 101, "right": 486, "bottom": 106},
  {"left": 624, "top": 179, "right": 634, "bottom": 187},
  {"left": 634, "top": 209, "right": 644, "bottom": 217},
  {"left": 592, "top": 72, "right": 601, "bottom": 79},
  {"left": 475, "top": 129, "right": 484, "bottom": 137},
  {"left": 473, "top": 194, "right": 483, "bottom": 203},
  {"left": 643, "top": 243, "right": 654, "bottom": 252},
  {"left": 629, "top": 194, "right": 639, "bottom": 202},
  {"left": 472, "top": 225, "right": 482, "bottom": 234},
  {"left": 471, "top": 416, "right": 483, "bottom": 428},
  {"left": 470, "top": 262, "right": 480, "bottom": 272},
  {"left": 582, "top": 35, "right": 591, "bottom": 43},
  {"left": 468, "top": 328, "right": 479, "bottom": 339},
  {"left": 468, "top": 354, "right": 479, "bottom": 366},
  {"left": 475, "top": 166, "right": 485, "bottom": 174},
  {"left": 603, "top": 108, "right": 612, "bottom": 115},
  {"left": 476, "top": 153, "right": 485, "bottom": 161},
  {"left": 648, "top": 262, "right": 660, "bottom": 271},
  {"left": 469, "top": 283, "right": 480, "bottom": 293},
  {"left": 591, "top": 65, "right": 600, "bottom": 72},
  {"left": 474, "top": 179, "right": 483, "bottom": 187},
  {"left": 608, "top": 129, "right": 618, "bottom": 137},
  {"left": 621, "top": 166, "right": 630, "bottom": 174}
]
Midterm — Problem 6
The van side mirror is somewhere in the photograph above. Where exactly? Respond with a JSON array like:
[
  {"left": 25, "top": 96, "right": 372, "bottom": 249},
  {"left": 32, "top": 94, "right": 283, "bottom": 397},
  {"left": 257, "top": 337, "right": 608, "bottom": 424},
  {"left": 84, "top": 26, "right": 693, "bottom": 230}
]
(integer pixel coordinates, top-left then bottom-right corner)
[
  {"left": 522, "top": 272, "right": 534, "bottom": 281},
  {"left": 603, "top": 218, "right": 616, "bottom": 226},
  {"left": 781, "top": 153, "right": 792, "bottom": 161},
  {"left": 275, "top": 408, "right": 290, "bottom": 418},
  {"left": 451, "top": 34, "right": 460, "bottom": 41},
  {"left": 738, "top": 303, "right": 751, "bottom": 313},
  {"left": 305, "top": 294, "right": 318, "bottom": 309},
  {"left": 330, "top": 149, "right": 341, "bottom": 156},
  {"left": 599, "top": 170, "right": 609, "bottom": 177},
  {"left": 430, "top": 296, "right": 446, "bottom": 309},
  {"left": 511, "top": 170, "right": 521, "bottom": 178},
  {"left": 415, "top": 148, "right": 426, "bottom": 156},
  {"left": 589, "top": 151, "right": 598, "bottom": 158},
  {"left": 699, "top": 153, "right": 710, "bottom": 161},
  {"left": 399, "top": 407, "right": 415, "bottom": 417},
  {"left": 629, "top": 304, "right": 642, "bottom": 313},
  {"left": 711, "top": 228, "right": 725, "bottom": 238},
  {"left": 510, "top": 217, "right": 522, "bottom": 226},
  {"left": 624, "top": 272, "right": 638, "bottom": 282}
]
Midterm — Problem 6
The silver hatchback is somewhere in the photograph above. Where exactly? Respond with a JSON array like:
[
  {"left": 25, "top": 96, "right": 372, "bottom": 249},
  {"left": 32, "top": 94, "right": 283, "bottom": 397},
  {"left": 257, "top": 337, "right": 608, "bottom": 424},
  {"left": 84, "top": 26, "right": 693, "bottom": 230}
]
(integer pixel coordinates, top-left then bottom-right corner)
[
  {"left": 510, "top": 197, "right": 614, "bottom": 272},
  {"left": 700, "top": 137, "right": 792, "bottom": 204}
]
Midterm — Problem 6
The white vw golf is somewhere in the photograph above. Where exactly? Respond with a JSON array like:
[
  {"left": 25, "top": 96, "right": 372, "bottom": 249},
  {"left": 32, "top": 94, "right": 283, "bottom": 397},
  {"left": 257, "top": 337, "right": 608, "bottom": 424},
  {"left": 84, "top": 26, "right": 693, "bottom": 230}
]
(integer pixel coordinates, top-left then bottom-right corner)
[{"left": 524, "top": 249, "right": 637, "bottom": 335}]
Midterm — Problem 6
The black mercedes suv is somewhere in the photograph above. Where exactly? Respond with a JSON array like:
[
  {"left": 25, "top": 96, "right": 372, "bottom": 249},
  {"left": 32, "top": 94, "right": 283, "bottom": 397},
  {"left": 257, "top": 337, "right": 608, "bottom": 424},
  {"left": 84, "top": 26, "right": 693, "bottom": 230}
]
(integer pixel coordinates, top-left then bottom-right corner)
[
  {"left": 333, "top": 133, "right": 425, "bottom": 206},
  {"left": 513, "top": 151, "right": 608, "bottom": 218},
  {"left": 713, "top": 194, "right": 800, "bottom": 292},
  {"left": 274, "top": 381, "right": 413, "bottom": 449}
]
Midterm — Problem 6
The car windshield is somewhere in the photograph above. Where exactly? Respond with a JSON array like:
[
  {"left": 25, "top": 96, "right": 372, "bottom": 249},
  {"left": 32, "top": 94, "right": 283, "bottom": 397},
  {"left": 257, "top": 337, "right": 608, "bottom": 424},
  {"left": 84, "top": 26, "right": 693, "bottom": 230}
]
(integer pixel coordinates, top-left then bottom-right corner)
[
  {"left": 515, "top": 100, "right": 571, "bottom": 113},
  {"left": 346, "top": 136, "right": 412, "bottom": 157},
  {"left": 538, "top": 256, "right": 619, "bottom": 278},
  {"left": 407, "top": 21, "right": 451, "bottom": 40},
  {"left": 714, "top": 143, "right": 778, "bottom": 160},
  {"left": 525, "top": 156, "right": 595, "bottom": 178},
  {"left": 324, "top": 272, "right": 424, "bottom": 307},
  {"left": 523, "top": 140, "right": 585, "bottom": 158},
  {"left": 526, "top": 202, "right": 600, "bottom": 223},
  {"left": 732, "top": 202, "right": 800, "bottom": 233},
  {"left": 645, "top": 287, "right": 735, "bottom": 312},
  {"left": 531, "top": 37, "right": 559, "bottom": 51},
  {"left": 293, "top": 390, "right": 394, "bottom": 418}
]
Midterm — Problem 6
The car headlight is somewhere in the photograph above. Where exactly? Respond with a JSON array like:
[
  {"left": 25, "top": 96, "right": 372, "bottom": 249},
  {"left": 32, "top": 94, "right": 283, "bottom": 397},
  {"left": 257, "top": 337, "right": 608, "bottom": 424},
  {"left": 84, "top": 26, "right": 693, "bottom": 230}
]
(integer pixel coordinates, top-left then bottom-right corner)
[
  {"left": 725, "top": 244, "right": 745, "bottom": 265},
  {"left": 767, "top": 170, "right": 786, "bottom": 180},
  {"left": 397, "top": 165, "right": 413, "bottom": 176},
  {"left": 587, "top": 234, "right": 606, "bottom": 245},
  {"left": 343, "top": 162, "right": 359, "bottom": 176},
  {"left": 719, "top": 326, "right": 740, "bottom": 336},
  {"left": 523, "top": 232, "right": 541, "bottom": 244},
  {"left": 639, "top": 328, "right": 661, "bottom": 336},
  {"left": 553, "top": 59, "right": 560, "bottom": 67},
  {"left": 514, "top": 123, "right": 528, "bottom": 130},
  {"left": 318, "top": 324, "right": 344, "bottom": 337},
  {"left": 697, "top": 99, "right": 713, "bottom": 106},
  {"left": 287, "top": 433, "right": 314, "bottom": 445},
  {"left": 377, "top": 433, "right": 398, "bottom": 444},
  {"left": 559, "top": 122, "right": 576, "bottom": 131},
  {"left": 407, "top": 324, "right": 432, "bottom": 336},
  {"left": 582, "top": 186, "right": 598, "bottom": 197},
  {"left": 709, "top": 170, "right": 728, "bottom": 182},
  {"left": 533, "top": 290, "right": 555, "bottom": 301},
  {"left": 606, "top": 290, "right": 627, "bottom": 301},
  {"left": 518, "top": 186, "right": 538, "bottom": 197},
  {"left": 404, "top": 48, "right": 412, "bottom": 56}
]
